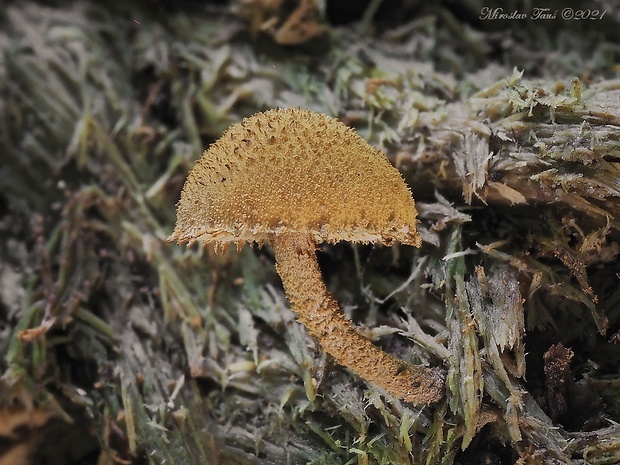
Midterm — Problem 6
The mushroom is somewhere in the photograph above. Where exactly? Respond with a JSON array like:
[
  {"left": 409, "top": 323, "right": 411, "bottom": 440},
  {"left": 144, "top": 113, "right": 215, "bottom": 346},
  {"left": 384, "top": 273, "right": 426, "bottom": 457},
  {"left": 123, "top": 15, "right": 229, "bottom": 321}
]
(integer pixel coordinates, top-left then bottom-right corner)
[{"left": 169, "top": 108, "right": 444, "bottom": 404}]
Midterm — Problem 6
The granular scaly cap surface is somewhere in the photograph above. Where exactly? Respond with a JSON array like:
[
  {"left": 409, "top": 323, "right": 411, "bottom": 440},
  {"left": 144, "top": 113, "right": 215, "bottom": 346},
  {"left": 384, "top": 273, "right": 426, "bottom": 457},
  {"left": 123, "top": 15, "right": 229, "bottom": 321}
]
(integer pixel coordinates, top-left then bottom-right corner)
[{"left": 169, "top": 108, "right": 421, "bottom": 249}]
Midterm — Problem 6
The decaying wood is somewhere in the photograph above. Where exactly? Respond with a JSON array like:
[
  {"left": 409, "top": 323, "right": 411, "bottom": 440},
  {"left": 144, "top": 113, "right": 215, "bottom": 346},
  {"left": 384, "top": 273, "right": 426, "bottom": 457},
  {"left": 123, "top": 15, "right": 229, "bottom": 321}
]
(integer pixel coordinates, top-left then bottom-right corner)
[{"left": 1, "top": 1, "right": 619, "bottom": 464}]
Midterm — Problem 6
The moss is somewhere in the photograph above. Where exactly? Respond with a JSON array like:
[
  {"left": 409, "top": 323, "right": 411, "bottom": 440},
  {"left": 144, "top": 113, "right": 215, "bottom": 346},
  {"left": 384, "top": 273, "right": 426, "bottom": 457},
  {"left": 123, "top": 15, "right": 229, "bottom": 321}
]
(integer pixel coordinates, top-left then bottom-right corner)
[{"left": 1, "top": 1, "right": 620, "bottom": 464}]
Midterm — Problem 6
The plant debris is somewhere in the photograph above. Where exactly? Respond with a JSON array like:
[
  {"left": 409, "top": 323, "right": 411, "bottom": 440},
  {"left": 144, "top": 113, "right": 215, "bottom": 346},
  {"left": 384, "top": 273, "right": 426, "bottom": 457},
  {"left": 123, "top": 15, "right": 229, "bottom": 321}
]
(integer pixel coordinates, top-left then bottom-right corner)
[{"left": 1, "top": 1, "right": 620, "bottom": 464}]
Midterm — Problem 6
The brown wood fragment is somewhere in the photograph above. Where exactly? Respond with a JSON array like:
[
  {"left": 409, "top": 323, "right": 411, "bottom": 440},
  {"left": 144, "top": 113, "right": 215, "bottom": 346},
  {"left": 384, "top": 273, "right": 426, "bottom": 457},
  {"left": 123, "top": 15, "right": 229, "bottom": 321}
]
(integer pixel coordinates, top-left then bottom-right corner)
[{"left": 544, "top": 343, "right": 574, "bottom": 422}]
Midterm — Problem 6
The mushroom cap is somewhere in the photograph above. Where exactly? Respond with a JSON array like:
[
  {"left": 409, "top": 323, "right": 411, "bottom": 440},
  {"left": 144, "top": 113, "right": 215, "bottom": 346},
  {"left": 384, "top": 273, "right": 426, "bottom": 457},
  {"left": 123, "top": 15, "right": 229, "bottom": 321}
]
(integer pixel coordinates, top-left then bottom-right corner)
[{"left": 169, "top": 108, "right": 421, "bottom": 249}]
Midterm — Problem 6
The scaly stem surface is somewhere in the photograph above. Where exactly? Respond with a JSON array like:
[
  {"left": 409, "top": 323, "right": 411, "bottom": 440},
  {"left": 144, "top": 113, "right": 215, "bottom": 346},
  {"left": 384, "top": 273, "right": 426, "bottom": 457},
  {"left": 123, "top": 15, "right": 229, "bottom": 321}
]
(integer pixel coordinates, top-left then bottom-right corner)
[{"left": 272, "top": 233, "right": 444, "bottom": 405}]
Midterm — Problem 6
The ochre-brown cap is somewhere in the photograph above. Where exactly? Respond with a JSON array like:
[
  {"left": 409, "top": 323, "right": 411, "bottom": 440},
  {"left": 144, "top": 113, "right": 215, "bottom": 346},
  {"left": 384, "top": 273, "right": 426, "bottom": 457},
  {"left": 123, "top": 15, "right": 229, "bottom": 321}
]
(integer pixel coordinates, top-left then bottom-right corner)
[{"left": 169, "top": 108, "right": 421, "bottom": 250}]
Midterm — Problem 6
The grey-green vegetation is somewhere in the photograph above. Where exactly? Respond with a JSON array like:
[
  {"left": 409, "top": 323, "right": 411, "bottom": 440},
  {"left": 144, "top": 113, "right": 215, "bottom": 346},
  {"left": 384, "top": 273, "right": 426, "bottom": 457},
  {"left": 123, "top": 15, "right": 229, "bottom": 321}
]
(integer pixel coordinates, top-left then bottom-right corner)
[{"left": 1, "top": 1, "right": 619, "bottom": 464}]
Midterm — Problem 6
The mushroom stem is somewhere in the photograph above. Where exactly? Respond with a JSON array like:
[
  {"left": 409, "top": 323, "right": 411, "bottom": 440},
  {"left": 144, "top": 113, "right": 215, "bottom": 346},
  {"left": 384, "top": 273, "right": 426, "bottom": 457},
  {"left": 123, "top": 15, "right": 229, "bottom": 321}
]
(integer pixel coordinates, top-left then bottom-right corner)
[{"left": 272, "top": 233, "right": 444, "bottom": 405}]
